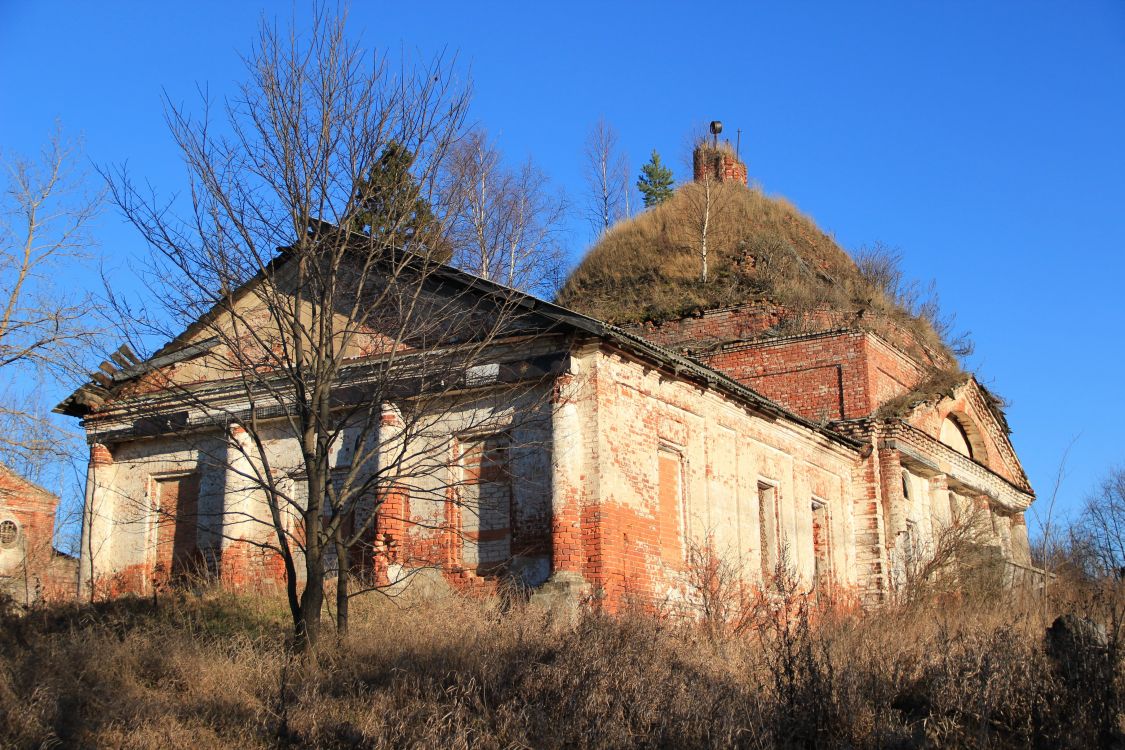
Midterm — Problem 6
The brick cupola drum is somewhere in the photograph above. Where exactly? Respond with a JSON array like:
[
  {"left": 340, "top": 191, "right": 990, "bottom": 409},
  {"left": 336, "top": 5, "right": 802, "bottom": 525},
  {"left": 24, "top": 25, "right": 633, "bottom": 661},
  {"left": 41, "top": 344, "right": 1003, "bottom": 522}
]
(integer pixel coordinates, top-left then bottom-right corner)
[{"left": 692, "top": 143, "right": 748, "bottom": 185}]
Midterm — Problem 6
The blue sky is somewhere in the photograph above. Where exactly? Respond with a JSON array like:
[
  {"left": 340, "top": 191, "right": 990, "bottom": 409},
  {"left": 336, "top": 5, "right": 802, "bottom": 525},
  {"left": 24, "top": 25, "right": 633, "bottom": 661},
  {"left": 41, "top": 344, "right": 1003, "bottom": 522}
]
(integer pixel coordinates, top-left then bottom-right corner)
[{"left": 2, "top": 1, "right": 1123, "bottom": 529}]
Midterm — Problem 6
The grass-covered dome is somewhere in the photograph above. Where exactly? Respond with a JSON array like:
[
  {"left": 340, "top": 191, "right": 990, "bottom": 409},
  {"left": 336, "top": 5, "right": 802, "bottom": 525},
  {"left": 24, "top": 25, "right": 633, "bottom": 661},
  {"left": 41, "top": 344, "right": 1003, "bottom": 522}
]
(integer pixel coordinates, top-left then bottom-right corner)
[{"left": 556, "top": 181, "right": 961, "bottom": 366}]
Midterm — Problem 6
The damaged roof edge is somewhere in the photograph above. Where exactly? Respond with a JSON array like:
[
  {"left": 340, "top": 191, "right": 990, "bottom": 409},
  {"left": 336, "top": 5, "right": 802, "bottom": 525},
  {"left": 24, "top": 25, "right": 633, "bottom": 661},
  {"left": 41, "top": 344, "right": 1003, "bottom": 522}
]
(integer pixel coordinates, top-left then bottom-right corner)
[
  {"left": 421, "top": 266, "right": 864, "bottom": 451},
  {"left": 602, "top": 326, "right": 864, "bottom": 451},
  {"left": 55, "top": 222, "right": 863, "bottom": 452}
]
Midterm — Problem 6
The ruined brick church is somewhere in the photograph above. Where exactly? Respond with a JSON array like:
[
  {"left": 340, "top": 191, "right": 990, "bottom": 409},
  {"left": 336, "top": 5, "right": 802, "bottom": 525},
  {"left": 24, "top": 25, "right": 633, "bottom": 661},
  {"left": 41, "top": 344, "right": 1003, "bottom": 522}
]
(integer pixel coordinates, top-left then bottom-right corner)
[
  {"left": 57, "top": 144, "right": 1036, "bottom": 609},
  {"left": 0, "top": 465, "right": 76, "bottom": 604}
]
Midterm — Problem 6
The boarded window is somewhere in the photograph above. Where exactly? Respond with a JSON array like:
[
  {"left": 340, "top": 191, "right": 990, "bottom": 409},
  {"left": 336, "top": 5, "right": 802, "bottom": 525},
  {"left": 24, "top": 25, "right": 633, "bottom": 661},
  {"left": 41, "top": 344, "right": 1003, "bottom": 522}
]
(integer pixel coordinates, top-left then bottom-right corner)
[
  {"left": 459, "top": 435, "right": 512, "bottom": 573},
  {"left": 811, "top": 498, "right": 831, "bottom": 591},
  {"left": 758, "top": 481, "right": 779, "bottom": 583},
  {"left": 658, "top": 447, "right": 685, "bottom": 563},
  {"left": 154, "top": 473, "right": 202, "bottom": 582}
]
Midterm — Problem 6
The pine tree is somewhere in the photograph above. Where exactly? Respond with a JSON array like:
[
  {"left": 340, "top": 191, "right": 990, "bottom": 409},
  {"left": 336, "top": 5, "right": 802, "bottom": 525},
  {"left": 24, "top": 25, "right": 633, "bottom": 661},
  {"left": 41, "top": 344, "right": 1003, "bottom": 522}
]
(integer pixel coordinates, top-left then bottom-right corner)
[
  {"left": 636, "top": 150, "right": 675, "bottom": 207},
  {"left": 350, "top": 142, "right": 446, "bottom": 258}
]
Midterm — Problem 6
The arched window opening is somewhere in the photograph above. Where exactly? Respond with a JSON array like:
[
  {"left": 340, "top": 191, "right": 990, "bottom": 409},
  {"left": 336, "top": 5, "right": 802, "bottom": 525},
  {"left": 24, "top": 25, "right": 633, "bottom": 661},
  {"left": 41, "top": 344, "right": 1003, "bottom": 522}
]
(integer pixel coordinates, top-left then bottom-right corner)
[{"left": 0, "top": 519, "right": 19, "bottom": 548}]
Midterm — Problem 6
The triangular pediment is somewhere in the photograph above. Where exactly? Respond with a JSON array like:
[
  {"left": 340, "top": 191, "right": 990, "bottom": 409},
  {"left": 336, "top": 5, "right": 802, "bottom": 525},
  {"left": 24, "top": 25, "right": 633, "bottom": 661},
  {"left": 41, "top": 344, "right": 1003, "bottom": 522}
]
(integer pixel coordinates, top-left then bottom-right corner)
[
  {"left": 900, "top": 376, "right": 1030, "bottom": 493},
  {"left": 55, "top": 236, "right": 566, "bottom": 417}
]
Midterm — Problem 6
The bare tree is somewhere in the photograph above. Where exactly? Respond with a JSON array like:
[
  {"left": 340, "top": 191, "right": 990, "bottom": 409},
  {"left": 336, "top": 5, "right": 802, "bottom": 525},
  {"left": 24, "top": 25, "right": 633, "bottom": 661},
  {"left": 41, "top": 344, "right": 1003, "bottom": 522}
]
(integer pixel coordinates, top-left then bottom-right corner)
[
  {"left": 854, "top": 242, "right": 974, "bottom": 360},
  {"left": 684, "top": 536, "right": 757, "bottom": 642},
  {"left": 677, "top": 137, "right": 736, "bottom": 284},
  {"left": 1076, "top": 467, "right": 1125, "bottom": 578},
  {"left": 99, "top": 9, "right": 557, "bottom": 650},
  {"left": 442, "top": 129, "right": 567, "bottom": 295},
  {"left": 0, "top": 129, "right": 103, "bottom": 475},
  {"left": 620, "top": 150, "right": 632, "bottom": 220},
  {"left": 583, "top": 118, "right": 628, "bottom": 237},
  {"left": 894, "top": 499, "right": 1001, "bottom": 602}
]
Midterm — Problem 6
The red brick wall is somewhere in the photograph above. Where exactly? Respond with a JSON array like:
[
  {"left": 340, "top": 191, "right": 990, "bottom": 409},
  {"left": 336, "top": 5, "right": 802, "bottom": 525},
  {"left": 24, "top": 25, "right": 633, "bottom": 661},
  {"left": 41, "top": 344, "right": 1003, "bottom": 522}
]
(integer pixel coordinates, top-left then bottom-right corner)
[
  {"left": 865, "top": 336, "right": 927, "bottom": 409},
  {"left": 0, "top": 467, "right": 67, "bottom": 601},
  {"left": 626, "top": 303, "right": 953, "bottom": 374},
  {"left": 693, "top": 147, "right": 748, "bottom": 185},
  {"left": 702, "top": 332, "right": 869, "bottom": 420},
  {"left": 629, "top": 305, "right": 795, "bottom": 350},
  {"left": 628, "top": 308, "right": 934, "bottom": 424}
]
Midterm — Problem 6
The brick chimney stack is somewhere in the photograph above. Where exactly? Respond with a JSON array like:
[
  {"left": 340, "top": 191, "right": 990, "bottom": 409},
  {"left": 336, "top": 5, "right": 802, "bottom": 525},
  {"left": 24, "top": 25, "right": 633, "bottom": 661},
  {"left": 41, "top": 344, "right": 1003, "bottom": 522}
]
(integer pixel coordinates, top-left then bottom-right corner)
[{"left": 692, "top": 144, "right": 748, "bottom": 185}]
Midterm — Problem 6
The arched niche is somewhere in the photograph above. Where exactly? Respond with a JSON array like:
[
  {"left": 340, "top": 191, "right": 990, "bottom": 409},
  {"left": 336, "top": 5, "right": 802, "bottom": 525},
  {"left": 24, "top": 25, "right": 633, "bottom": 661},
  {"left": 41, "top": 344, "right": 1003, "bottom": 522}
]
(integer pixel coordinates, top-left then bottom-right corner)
[{"left": 939, "top": 413, "right": 986, "bottom": 464}]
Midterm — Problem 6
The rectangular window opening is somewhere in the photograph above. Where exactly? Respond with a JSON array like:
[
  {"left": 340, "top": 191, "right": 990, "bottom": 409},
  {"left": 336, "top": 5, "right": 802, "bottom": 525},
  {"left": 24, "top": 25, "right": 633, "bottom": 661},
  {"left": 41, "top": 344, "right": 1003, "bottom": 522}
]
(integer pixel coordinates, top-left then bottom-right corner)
[
  {"left": 758, "top": 480, "right": 779, "bottom": 584},
  {"left": 459, "top": 434, "right": 513, "bottom": 575},
  {"left": 811, "top": 497, "right": 831, "bottom": 591},
  {"left": 658, "top": 446, "right": 686, "bottom": 563},
  {"left": 154, "top": 473, "right": 203, "bottom": 584}
]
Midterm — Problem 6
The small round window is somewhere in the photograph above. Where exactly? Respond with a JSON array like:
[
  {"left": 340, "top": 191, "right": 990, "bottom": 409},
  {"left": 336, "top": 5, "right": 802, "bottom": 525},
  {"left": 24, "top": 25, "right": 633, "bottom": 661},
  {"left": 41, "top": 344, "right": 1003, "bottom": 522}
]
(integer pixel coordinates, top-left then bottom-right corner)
[{"left": 0, "top": 520, "right": 18, "bottom": 548}]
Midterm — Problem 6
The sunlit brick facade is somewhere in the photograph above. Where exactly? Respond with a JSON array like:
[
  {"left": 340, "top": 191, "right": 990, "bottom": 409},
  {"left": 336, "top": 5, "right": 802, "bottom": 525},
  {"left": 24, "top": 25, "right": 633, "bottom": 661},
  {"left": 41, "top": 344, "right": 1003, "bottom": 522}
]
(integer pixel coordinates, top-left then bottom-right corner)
[
  {"left": 0, "top": 465, "right": 75, "bottom": 603},
  {"left": 61, "top": 258, "right": 1035, "bottom": 610}
]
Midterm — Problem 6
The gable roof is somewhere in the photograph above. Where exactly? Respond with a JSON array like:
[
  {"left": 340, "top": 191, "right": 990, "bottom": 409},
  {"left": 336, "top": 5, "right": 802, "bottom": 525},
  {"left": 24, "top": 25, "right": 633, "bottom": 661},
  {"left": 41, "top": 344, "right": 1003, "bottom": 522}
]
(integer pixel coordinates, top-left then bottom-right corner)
[
  {"left": 55, "top": 222, "right": 863, "bottom": 452},
  {"left": 0, "top": 464, "right": 58, "bottom": 505}
]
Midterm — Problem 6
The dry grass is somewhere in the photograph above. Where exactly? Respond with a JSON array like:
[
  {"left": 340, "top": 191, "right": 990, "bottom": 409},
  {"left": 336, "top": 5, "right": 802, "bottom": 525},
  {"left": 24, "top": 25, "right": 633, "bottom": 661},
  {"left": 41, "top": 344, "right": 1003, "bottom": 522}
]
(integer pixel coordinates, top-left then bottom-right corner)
[
  {"left": 0, "top": 581, "right": 1120, "bottom": 749},
  {"left": 556, "top": 183, "right": 963, "bottom": 366},
  {"left": 876, "top": 368, "right": 971, "bottom": 419}
]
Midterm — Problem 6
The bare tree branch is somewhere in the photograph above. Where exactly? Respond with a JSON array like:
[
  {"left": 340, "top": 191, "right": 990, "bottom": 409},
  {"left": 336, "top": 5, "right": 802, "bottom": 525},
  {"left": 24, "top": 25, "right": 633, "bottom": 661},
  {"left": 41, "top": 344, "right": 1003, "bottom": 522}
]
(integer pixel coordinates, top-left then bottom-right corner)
[
  {"left": 94, "top": 7, "right": 557, "bottom": 651},
  {"left": 441, "top": 128, "right": 567, "bottom": 296},
  {"left": 0, "top": 126, "right": 104, "bottom": 474},
  {"left": 583, "top": 118, "right": 627, "bottom": 237}
]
